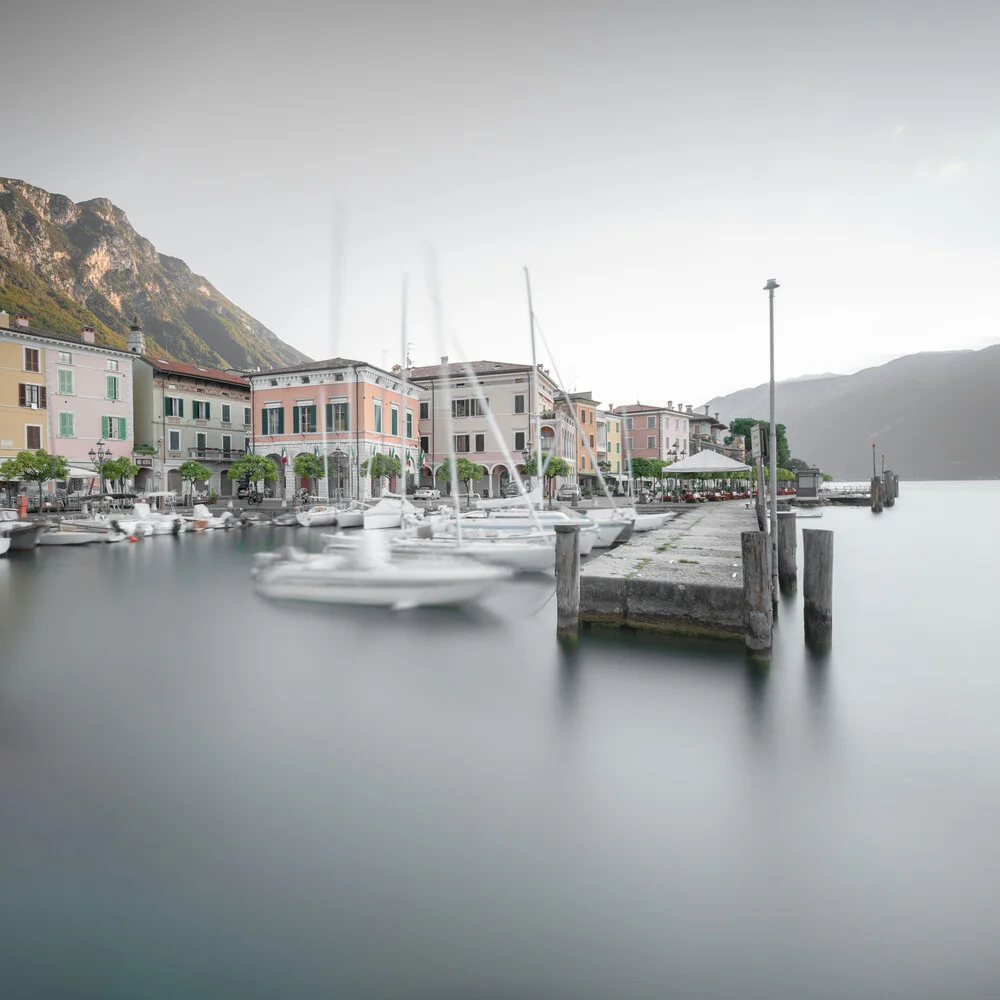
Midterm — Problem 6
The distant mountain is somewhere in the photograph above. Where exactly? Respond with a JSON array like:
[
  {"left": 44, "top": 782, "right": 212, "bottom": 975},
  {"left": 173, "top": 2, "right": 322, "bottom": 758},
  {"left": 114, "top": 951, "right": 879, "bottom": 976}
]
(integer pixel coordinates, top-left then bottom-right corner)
[
  {"left": 0, "top": 178, "right": 309, "bottom": 370},
  {"left": 707, "top": 346, "right": 1000, "bottom": 480}
]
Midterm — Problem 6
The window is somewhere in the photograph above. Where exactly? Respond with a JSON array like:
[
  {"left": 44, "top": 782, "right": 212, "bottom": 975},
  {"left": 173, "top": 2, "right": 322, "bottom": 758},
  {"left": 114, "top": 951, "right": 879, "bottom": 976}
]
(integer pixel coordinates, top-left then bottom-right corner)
[
  {"left": 513, "top": 394, "right": 525, "bottom": 414},
  {"left": 23, "top": 347, "right": 40, "bottom": 373},
  {"left": 293, "top": 405, "right": 317, "bottom": 433},
  {"left": 474, "top": 434, "right": 485, "bottom": 452},
  {"left": 590, "top": 411, "right": 594, "bottom": 424},
  {"left": 26, "top": 425, "right": 41, "bottom": 449},
  {"left": 675, "top": 418, "right": 680, "bottom": 430},
  {"left": 165, "top": 396, "right": 183, "bottom": 417},
  {"left": 326, "top": 401, "right": 349, "bottom": 431},
  {"left": 454, "top": 435, "right": 470, "bottom": 453},
  {"left": 58, "top": 412, "right": 75, "bottom": 437},
  {"left": 243, "top": 406, "right": 251, "bottom": 425},
  {"left": 406, "top": 410, "right": 413, "bottom": 438},
  {"left": 20, "top": 384, "right": 45, "bottom": 408},
  {"left": 471, "top": 398, "right": 487, "bottom": 416},
  {"left": 627, "top": 437, "right": 633, "bottom": 450},
  {"left": 391, "top": 407, "right": 398, "bottom": 436},
  {"left": 221, "top": 403, "right": 231, "bottom": 424},
  {"left": 106, "top": 359, "right": 119, "bottom": 372},
  {"left": 647, "top": 416, "right": 655, "bottom": 428},
  {"left": 196, "top": 432, "right": 207, "bottom": 452},
  {"left": 169, "top": 430, "right": 180, "bottom": 451},
  {"left": 57, "top": 369, "right": 74, "bottom": 394},
  {"left": 514, "top": 431, "right": 525, "bottom": 451},
  {"left": 590, "top": 435, "right": 595, "bottom": 447},
  {"left": 616, "top": 442, "right": 620, "bottom": 453},
  {"left": 106, "top": 375, "right": 119, "bottom": 400},
  {"left": 58, "top": 351, "right": 72, "bottom": 365},
  {"left": 244, "top": 437, "right": 250, "bottom": 453},
  {"left": 626, "top": 417, "right": 633, "bottom": 430},
  {"left": 374, "top": 401, "right": 382, "bottom": 433},
  {"left": 102, "top": 415, "right": 127, "bottom": 440},
  {"left": 191, "top": 400, "right": 211, "bottom": 420},
  {"left": 269, "top": 379, "right": 278, "bottom": 387},
  {"left": 451, "top": 399, "right": 469, "bottom": 418},
  {"left": 647, "top": 436, "right": 656, "bottom": 448},
  {"left": 420, "top": 436, "right": 429, "bottom": 454},
  {"left": 419, "top": 401, "right": 429, "bottom": 420},
  {"left": 222, "top": 434, "right": 232, "bottom": 454},
  {"left": 262, "top": 406, "right": 284, "bottom": 435},
  {"left": 300, "top": 376, "right": 310, "bottom": 384}
]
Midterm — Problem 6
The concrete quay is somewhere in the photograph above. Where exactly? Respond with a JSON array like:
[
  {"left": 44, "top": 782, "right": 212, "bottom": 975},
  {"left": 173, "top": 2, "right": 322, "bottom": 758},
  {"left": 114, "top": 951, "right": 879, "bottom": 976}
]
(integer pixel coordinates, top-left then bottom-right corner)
[{"left": 580, "top": 502, "right": 757, "bottom": 640}]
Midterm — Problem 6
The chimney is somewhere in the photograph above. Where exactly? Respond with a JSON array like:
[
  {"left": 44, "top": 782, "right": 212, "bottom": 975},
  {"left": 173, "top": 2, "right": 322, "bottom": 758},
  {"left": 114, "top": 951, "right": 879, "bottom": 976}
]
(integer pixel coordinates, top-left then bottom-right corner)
[
  {"left": 715, "top": 412, "right": 720, "bottom": 422},
  {"left": 80, "top": 326, "right": 95, "bottom": 344},
  {"left": 15, "top": 314, "right": 29, "bottom": 328},
  {"left": 667, "top": 400, "right": 673, "bottom": 410},
  {"left": 0, "top": 310, "right": 8, "bottom": 329},
  {"left": 704, "top": 404, "right": 710, "bottom": 415},
  {"left": 686, "top": 404, "right": 693, "bottom": 414}
]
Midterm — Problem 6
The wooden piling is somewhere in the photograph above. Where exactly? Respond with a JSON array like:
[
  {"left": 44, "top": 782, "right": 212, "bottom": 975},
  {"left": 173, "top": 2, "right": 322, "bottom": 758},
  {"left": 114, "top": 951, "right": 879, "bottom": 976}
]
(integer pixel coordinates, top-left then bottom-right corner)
[
  {"left": 741, "top": 530, "right": 772, "bottom": 660},
  {"left": 803, "top": 528, "right": 834, "bottom": 650},
  {"left": 554, "top": 523, "right": 581, "bottom": 643},
  {"left": 870, "top": 477, "right": 882, "bottom": 513},
  {"left": 777, "top": 511, "right": 797, "bottom": 593},
  {"left": 883, "top": 470, "right": 894, "bottom": 507}
]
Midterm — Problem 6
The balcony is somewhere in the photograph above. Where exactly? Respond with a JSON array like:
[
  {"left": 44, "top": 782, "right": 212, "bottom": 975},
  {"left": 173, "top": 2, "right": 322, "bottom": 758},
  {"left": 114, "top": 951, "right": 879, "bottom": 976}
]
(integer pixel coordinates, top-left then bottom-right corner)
[{"left": 187, "top": 448, "right": 245, "bottom": 461}]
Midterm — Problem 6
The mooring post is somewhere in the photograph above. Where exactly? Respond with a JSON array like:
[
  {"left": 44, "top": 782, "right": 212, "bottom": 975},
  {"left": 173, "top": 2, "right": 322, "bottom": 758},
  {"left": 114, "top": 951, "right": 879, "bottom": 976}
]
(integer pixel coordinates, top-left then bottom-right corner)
[
  {"left": 741, "top": 530, "right": 772, "bottom": 661},
  {"left": 893, "top": 473, "right": 899, "bottom": 499},
  {"left": 870, "top": 477, "right": 882, "bottom": 513},
  {"left": 883, "top": 470, "right": 894, "bottom": 507},
  {"left": 554, "top": 523, "right": 581, "bottom": 643},
  {"left": 777, "top": 510, "right": 797, "bottom": 593},
  {"left": 803, "top": 528, "right": 834, "bottom": 650}
]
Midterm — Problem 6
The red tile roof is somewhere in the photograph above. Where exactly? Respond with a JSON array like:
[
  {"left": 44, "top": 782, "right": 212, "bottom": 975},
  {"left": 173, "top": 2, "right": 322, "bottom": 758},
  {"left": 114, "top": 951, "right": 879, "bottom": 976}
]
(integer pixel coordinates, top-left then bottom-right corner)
[{"left": 147, "top": 357, "right": 250, "bottom": 388}]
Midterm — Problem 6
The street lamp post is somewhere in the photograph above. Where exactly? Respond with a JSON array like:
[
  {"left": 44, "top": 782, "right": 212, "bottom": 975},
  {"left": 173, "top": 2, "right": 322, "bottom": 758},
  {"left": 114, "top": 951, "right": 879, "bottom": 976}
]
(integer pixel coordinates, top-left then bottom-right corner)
[
  {"left": 521, "top": 440, "right": 532, "bottom": 491},
  {"left": 88, "top": 439, "right": 113, "bottom": 496},
  {"left": 764, "top": 278, "right": 780, "bottom": 604}
]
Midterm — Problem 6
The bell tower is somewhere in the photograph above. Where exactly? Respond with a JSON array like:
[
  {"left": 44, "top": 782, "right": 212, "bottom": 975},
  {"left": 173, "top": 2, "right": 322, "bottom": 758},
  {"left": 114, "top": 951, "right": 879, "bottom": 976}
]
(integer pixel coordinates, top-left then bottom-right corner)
[{"left": 128, "top": 315, "right": 145, "bottom": 354}]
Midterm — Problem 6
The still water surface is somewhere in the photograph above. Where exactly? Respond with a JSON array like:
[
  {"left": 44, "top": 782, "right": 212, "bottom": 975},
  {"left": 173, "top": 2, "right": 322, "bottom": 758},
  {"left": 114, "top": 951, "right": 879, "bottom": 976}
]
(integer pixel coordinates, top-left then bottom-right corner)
[{"left": 1, "top": 483, "right": 998, "bottom": 998}]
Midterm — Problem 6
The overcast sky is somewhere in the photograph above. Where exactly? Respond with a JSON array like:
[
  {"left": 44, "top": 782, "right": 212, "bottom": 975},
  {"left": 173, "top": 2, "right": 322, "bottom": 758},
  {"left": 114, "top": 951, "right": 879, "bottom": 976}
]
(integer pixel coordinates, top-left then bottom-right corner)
[{"left": 4, "top": 0, "right": 998, "bottom": 404}]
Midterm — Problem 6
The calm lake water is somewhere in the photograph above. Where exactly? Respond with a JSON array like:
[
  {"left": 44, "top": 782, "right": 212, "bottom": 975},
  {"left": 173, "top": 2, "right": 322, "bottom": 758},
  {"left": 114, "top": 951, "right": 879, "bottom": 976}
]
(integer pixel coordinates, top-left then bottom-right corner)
[{"left": 2, "top": 482, "right": 998, "bottom": 998}]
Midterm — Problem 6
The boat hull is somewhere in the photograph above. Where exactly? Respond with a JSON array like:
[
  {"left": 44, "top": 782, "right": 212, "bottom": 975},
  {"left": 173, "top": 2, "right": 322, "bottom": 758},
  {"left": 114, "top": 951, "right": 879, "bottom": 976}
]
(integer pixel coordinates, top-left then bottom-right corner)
[
  {"left": 390, "top": 537, "right": 555, "bottom": 573},
  {"left": 0, "top": 536, "right": 9, "bottom": 556},
  {"left": 295, "top": 509, "right": 340, "bottom": 527},
  {"left": 39, "top": 531, "right": 103, "bottom": 545},
  {"left": 2, "top": 524, "right": 43, "bottom": 550}
]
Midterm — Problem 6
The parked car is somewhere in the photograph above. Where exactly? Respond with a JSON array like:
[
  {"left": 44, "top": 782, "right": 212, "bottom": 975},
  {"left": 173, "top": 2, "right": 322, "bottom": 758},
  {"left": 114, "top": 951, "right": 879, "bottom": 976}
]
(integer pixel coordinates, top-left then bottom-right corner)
[
  {"left": 413, "top": 487, "right": 441, "bottom": 500},
  {"left": 556, "top": 484, "right": 581, "bottom": 502},
  {"left": 503, "top": 481, "right": 526, "bottom": 498}
]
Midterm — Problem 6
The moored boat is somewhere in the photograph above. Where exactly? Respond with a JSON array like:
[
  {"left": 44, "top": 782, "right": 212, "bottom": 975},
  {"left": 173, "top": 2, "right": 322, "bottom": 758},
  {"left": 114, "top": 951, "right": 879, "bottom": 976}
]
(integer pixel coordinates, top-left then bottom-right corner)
[
  {"left": 363, "top": 493, "right": 423, "bottom": 530},
  {"left": 0, "top": 509, "right": 44, "bottom": 550},
  {"left": 295, "top": 505, "right": 340, "bottom": 528},
  {"left": 0, "top": 535, "right": 10, "bottom": 556}
]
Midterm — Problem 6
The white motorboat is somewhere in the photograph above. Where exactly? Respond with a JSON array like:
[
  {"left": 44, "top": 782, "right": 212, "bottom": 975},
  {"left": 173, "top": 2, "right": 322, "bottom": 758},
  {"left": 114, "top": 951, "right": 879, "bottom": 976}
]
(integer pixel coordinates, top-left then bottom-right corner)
[
  {"left": 0, "top": 535, "right": 10, "bottom": 556},
  {"left": 254, "top": 540, "right": 510, "bottom": 609},
  {"left": 631, "top": 512, "right": 673, "bottom": 532},
  {"left": 0, "top": 509, "right": 44, "bottom": 550},
  {"left": 331, "top": 502, "right": 367, "bottom": 528},
  {"left": 447, "top": 509, "right": 600, "bottom": 555},
  {"left": 363, "top": 493, "right": 423, "bottom": 530},
  {"left": 133, "top": 502, "right": 184, "bottom": 535},
  {"left": 295, "top": 505, "right": 341, "bottom": 528},
  {"left": 38, "top": 525, "right": 105, "bottom": 545},
  {"left": 390, "top": 533, "right": 555, "bottom": 574}
]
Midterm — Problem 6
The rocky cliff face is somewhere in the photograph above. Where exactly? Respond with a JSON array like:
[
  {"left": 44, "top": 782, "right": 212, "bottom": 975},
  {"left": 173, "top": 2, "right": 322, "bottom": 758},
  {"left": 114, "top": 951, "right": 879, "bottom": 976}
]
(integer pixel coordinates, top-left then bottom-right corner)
[{"left": 0, "top": 178, "right": 309, "bottom": 369}]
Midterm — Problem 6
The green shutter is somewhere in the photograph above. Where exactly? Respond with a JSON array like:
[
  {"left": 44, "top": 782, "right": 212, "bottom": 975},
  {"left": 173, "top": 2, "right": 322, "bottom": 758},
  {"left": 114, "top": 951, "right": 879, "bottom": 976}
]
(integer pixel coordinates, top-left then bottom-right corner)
[
  {"left": 102, "top": 416, "right": 109, "bottom": 438},
  {"left": 204, "top": 402, "right": 211, "bottom": 420},
  {"left": 326, "top": 402, "right": 333, "bottom": 430},
  {"left": 119, "top": 417, "right": 127, "bottom": 440},
  {"left": 262, "top": 408, "right": 269, "bottom": 435},
  {"left": 293, "top": 406, "right": 300, "bottom": 433},
  {"left": 391, "top": 409, "right": 398, "bottom": 436},
  {"left": 276, "top": 407, "right": 284, "bottom": 434},
  {"left": 309, "top": 405, "right": 316, "bottom": 432}
]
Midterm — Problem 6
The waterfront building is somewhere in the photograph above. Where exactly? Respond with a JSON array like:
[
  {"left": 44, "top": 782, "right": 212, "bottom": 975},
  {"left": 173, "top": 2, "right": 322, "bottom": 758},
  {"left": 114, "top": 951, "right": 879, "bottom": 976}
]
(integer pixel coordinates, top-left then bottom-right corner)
[
  {"left": 1, "top": 311, "right": 135, "bottom": 488},
  {"left": 132, "top": 331, "right": 251, "bottom": 497},
  {"left": 409, "top": 360, "right": 574, "bottom": 498},
  {"left": 689, "top": 405, "right": 743, "bottom": 461},
  {"left": 596, "top": 408, "right": 624, "bottom": 491},
  {"left": 248, "top": 357, "right": 420, "bottom": 500},
  {"left": 613, "top": 400, "right": 691, "bottom": 465},
  {"left": 568, "top": 391, "right": 600, "bottom": 492}
]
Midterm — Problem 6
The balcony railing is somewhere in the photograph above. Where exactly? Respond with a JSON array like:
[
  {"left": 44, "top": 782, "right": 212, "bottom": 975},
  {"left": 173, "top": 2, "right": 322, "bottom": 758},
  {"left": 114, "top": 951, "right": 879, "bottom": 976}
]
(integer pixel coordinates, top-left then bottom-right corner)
[{"left": 187, "top": 448, "right": 245, "bottom": 460}]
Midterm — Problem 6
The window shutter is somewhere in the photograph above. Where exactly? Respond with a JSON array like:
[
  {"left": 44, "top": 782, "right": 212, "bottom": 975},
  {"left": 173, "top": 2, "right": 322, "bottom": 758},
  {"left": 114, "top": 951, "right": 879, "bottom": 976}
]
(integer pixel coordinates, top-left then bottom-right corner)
[
  {"left": 204, "top": 402, "right": 211, "bottom": 420},
  {"left": 19, "top": 383, "right": 26, "bottom": 407},
  {"left": 277, "top": 407, "right": 284, "bottom": 434},
  {"left": 107, "top": 375, "right": 114, "bottom": 398},
  {"left": 40, "top": 387, "right": 47, "bottom": 409},
  {"left": 293, "top": 406, "right": 300, "bottom": 433},
  {"left": 326, "top": 402, "right": 333, "bottom": 430},
  {"left": 119, "top": 418, "right": 127, "bottom": 440},
  {"left": 178, "top": 399, "right": 184, "bottom": 418},
  {"left": 261, "top": 408, "right": 269, "bottom": 436},
  {"left": 309, "top": 405, "right": 316, "bottom": 432},
  {"left": 102, "top": 416, "right": 109, "bottom": 438}
]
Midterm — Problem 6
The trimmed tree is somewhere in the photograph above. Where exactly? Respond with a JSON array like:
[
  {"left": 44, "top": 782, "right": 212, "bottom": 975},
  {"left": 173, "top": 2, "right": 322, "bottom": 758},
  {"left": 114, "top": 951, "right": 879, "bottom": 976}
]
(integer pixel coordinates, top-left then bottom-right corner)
[
  {"left": 436, "top": 458, "right": 486, "bottom": 499},
  {"left": 523, "top": 454, "right": 572, "bottom": 502},
  {"left": 102, "top": 456, "right": 140, "bottom": 494},
  {"left": 0, "top": 449, "right": 69, "bottom": 512},
  {"left": 178, "top": 461, "right": 213, "bottom": 501},
  {"left": 360, "top": 453, "right": 401, "bottom": 487},
  {"left": 293, "top": 453, "right": 327, "bottom": 496},
  {"left": 228, "top": 454, "right": 280, "bottom": 492}
]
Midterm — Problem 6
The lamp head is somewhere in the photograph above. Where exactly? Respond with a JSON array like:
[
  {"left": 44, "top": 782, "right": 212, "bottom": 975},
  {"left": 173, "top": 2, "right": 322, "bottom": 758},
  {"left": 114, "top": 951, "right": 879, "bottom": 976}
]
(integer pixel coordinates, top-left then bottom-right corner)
[{"left": 763, "top": 278, "right": 780, "bottom": 291}]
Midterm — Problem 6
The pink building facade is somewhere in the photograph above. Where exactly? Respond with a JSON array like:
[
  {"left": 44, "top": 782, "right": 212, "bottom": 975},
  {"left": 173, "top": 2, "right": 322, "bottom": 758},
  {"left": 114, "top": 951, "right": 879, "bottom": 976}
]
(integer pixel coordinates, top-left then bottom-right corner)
[{"left": 614, "top": 400, "right": 691, "bottom": 464}]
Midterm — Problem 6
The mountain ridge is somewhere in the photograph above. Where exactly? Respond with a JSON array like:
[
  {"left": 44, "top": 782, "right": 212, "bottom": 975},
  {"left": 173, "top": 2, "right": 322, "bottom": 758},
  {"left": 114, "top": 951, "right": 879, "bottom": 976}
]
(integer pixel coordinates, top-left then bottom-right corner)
[
  {"left": 0, "top": 177, "right": 309, "bottom": 370},
  {"left": 706, "top": 344, "right": 1000, "bottom": 480}
]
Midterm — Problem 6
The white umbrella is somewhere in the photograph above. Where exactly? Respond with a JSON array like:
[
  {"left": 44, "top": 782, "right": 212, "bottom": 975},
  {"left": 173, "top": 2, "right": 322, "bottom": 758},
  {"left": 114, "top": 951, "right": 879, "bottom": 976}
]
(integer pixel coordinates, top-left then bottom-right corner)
[
  {"left": 665, "top": 451, "right": 750, "bottom": 474},
  {"left": 63, "top": 466, "right": 100, "bottom": 478}
]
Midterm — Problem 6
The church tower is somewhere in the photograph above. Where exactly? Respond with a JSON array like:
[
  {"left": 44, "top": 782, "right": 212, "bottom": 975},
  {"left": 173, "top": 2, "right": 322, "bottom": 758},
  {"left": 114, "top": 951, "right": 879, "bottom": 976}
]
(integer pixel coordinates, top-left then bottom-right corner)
[{"left": 127, "top": 315, "right": 145, "bottom": 354}]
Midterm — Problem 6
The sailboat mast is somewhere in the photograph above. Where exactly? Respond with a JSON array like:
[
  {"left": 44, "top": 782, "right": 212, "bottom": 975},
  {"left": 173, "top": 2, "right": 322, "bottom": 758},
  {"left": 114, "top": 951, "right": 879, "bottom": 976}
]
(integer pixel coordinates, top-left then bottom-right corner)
[
  {"left": 400, "top": 273, "right": 409, "bottom": 494},
  {"left": 524, "top": 267, "right": 541, "bottom": 501}
]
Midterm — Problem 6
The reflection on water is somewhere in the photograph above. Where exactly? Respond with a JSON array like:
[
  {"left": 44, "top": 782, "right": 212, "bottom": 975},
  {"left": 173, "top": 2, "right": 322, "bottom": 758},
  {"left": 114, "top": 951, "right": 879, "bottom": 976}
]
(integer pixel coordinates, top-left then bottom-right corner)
[{"left": 1, "top": 483, "right": 999, "bottom": 998}]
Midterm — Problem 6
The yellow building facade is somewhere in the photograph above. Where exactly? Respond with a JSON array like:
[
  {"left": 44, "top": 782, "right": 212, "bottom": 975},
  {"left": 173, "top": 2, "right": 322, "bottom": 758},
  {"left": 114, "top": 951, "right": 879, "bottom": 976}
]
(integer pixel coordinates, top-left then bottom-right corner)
[{"left": 0, "top": 317, "right": 48, "bottom": 463}]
